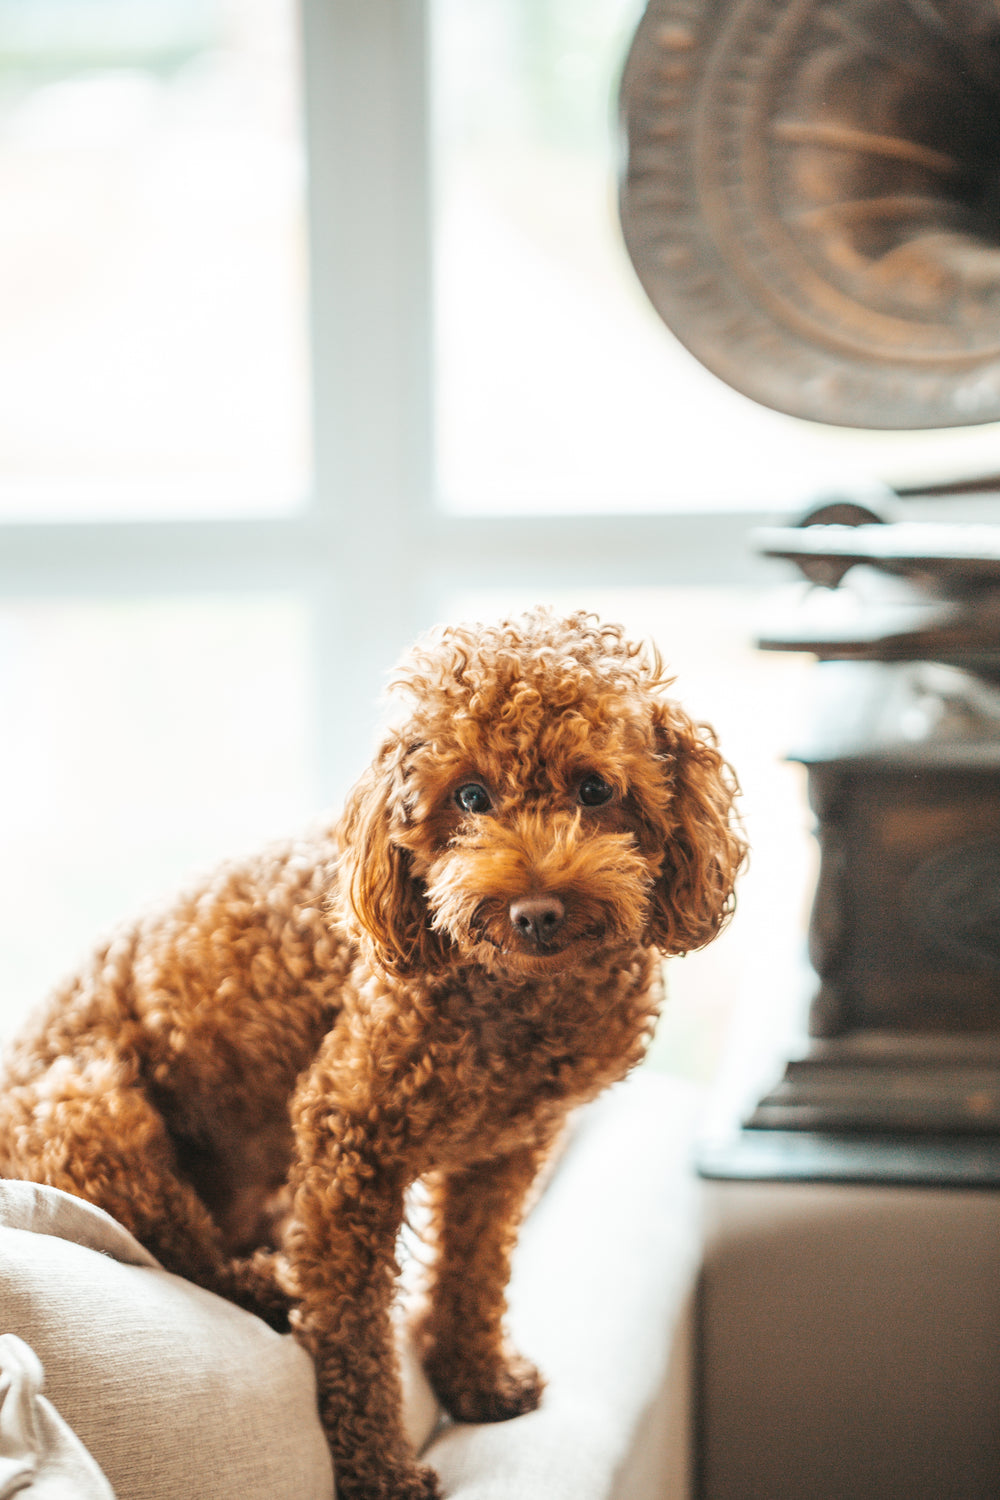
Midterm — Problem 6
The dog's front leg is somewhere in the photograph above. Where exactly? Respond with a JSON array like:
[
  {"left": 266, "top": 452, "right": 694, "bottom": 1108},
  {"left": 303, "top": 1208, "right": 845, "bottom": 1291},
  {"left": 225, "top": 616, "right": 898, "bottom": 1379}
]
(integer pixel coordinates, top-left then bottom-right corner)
[
  {"left": 416, "top": 1139, "right": 555, "bottom": 1424},
  {"left": 285, "top": 1134, "right": 439, "bottom": 1500}
]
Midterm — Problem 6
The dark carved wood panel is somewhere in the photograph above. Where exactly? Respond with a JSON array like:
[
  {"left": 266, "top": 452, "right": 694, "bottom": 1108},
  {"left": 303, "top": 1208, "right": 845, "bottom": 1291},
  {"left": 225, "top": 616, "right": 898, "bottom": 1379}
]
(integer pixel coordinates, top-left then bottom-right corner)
[{"left": 831, "top": 769, "right": 1000, "bottom": 1033}]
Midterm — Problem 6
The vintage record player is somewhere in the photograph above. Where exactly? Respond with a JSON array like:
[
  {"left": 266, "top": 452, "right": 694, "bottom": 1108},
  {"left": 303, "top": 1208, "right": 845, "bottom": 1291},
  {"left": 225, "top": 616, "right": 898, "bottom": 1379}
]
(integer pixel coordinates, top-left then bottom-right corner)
[{"left": 617, "top": 0, "right": 1000, "bottom": 1181}]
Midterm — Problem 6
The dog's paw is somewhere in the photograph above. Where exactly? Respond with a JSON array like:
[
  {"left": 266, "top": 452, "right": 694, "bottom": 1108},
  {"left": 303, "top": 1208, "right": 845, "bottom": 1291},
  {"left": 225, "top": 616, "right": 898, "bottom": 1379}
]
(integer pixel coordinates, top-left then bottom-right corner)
[
  {"left": 391, "top": 1463, "right": 442, "bottom": 1500},
  {"left": 336, "top": 1459, "right": 442, "bottom": 1500},
  {"left": 227, "top": 1253, "right": 295, "bottom": 1331},
  {"left": 248, "top": 1289, "right": 294, "bottom": 1333},
  {"left": 430, "top": 1351, "right": 545, "bottom": 1424}
]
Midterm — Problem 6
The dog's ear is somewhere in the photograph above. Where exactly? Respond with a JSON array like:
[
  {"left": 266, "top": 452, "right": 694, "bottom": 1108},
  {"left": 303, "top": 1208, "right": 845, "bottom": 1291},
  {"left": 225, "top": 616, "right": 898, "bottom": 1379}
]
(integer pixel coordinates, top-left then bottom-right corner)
[
  {"left": 640, "top": 701, "right": 747, "bottom": 955},
  {"left": 336, "top": 748, "right": 452, "bottom": 978}
]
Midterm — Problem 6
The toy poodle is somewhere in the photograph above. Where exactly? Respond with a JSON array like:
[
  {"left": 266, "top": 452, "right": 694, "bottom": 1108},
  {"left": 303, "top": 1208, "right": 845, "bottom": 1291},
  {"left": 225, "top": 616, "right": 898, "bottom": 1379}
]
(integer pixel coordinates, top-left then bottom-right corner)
[{"left": 0, "top": 609, "right": 745, "bottom": 1500}]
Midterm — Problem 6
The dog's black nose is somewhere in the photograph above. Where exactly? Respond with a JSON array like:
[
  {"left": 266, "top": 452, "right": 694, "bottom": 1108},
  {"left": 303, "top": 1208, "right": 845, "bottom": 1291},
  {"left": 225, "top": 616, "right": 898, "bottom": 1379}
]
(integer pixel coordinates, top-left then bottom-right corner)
[{"left": 509, "top": 895, "right": 565, "bottom": 948}]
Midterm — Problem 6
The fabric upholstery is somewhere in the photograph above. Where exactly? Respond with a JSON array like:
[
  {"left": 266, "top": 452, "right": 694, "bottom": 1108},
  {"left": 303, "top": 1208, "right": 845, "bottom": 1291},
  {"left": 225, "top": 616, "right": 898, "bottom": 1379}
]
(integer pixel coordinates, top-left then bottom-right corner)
[
  {"left": 426, "top": 1072, "right": 700, "bottom": 1499},
  {"left": 0, "top": 1072, "right": 699, "bottom": 1499},
  {"left": 0, "top": 1182, "right": 335, "bottom": 1500}
]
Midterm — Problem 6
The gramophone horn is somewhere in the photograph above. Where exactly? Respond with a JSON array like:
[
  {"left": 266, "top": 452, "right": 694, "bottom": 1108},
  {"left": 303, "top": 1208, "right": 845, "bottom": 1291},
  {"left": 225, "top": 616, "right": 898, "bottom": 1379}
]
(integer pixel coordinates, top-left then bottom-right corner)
[{"left": 618, "top": 0, "right": 1000, "bottom": 429}]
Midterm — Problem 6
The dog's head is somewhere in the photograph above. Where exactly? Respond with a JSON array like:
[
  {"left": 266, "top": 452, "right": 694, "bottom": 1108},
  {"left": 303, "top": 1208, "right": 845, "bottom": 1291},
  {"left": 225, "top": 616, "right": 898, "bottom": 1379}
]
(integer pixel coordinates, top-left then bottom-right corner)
[{"left": 337, "top": 610, "right": 746, "bottom": 982}]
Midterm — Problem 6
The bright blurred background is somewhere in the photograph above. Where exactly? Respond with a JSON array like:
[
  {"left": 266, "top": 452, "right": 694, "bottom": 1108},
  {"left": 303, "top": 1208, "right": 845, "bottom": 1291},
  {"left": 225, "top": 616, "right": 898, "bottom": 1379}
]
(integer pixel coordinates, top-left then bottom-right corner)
[{"left": 1, "top": 0, "right": 990, "bottom": 1094}]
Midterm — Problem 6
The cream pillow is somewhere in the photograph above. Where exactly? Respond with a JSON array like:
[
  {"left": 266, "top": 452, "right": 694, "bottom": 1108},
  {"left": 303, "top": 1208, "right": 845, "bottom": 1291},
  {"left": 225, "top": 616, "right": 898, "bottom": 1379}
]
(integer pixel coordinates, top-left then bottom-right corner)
[{"left": 0, "top": 1181, "right": 334, "bottom": 1500}]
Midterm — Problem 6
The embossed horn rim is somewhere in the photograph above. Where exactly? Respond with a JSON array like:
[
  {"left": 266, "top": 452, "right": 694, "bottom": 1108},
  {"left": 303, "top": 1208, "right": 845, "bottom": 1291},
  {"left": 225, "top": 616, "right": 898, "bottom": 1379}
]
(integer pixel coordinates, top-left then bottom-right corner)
[{"left": 618, "top": 0, "right": 1000, "bottom": 429}]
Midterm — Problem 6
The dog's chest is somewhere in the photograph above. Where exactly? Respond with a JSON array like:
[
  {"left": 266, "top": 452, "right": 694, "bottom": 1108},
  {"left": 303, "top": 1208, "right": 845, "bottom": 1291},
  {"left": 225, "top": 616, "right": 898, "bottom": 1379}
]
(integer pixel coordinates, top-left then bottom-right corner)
[{"left": 380, "top": 953, "right": 660, "bottom": 1157}]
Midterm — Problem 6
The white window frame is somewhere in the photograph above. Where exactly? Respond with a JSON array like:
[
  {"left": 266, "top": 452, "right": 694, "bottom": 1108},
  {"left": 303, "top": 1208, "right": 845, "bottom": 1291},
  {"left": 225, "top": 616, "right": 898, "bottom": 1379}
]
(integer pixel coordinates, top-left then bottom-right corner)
[{"left": 0, "top": 0, "right": 771, "bottom": 801}]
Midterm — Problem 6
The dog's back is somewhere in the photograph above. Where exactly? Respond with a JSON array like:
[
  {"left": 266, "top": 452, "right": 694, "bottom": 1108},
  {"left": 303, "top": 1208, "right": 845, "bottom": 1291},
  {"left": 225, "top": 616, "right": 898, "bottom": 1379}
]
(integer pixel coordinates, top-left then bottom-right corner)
[{"left": 0, "top": 829, "right": 349, "bottom": 1279}]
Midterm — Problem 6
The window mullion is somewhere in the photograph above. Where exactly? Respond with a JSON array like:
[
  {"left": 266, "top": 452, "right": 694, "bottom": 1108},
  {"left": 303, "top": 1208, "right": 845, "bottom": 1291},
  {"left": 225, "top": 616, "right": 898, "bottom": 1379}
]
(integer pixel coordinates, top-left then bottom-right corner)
[{"left": 299, "top": 0, "right": 435, "bottom": 796}]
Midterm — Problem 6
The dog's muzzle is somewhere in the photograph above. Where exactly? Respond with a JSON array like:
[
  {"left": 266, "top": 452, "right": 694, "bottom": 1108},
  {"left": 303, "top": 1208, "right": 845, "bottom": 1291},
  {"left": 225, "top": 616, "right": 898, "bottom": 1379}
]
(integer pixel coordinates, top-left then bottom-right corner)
[{"left": 508, "top": 895, "right": 566, "bottom": 951}]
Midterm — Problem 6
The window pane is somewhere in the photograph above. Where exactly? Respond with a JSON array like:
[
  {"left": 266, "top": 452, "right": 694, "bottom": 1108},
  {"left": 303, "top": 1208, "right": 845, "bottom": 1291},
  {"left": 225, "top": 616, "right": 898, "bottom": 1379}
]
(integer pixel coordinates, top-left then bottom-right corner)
[
  {"left": 0, "top": 0, "right": 309, "bottom": 520},
  {"left": 0, "top": 595, "right": 316, "bottom": 1038},
  {"left": 432, "top": 0, "right": 1000, "bottom": 515}
]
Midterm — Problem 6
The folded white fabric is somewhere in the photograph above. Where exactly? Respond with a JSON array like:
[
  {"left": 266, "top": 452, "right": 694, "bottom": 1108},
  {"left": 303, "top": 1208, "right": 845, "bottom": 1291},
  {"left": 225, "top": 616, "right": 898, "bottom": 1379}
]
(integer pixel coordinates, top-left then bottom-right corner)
[{"left": 0, "top": 1333, "right": 115, "bottom": 1499}]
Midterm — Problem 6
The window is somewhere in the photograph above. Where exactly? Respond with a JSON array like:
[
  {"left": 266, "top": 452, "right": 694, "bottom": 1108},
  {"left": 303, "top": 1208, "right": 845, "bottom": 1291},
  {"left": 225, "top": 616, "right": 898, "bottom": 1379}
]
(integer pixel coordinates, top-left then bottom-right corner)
[
  {"left": 0, "top": 0, "right": 309, "bottom": 519},
  {"left": 0, "top": 0, "right": 318, "bottom": 1025},
  {"left": 5, "top": 0, "right": 971, "bottom": 1084}
]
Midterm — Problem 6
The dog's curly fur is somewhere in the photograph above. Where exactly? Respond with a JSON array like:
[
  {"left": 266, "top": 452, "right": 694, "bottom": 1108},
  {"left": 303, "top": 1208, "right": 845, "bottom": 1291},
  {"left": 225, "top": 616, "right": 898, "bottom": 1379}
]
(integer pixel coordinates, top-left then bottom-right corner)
[{"left": 0, "top": 610, "right": 745, "bottom": 1500}]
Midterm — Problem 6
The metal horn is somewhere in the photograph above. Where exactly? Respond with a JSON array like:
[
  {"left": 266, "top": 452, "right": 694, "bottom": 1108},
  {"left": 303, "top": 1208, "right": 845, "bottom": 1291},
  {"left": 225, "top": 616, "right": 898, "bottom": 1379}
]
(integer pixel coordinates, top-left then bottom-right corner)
[{"left": 618, "top": 0, "right": 1000, "bottom": 429}]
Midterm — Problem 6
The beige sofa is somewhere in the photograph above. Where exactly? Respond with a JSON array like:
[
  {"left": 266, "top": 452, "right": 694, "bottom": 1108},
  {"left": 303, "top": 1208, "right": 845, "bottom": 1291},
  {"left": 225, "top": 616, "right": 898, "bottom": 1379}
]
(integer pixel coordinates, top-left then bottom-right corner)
[{"left": 0, "top": 1071, "right": 698, "bottom": 1500}]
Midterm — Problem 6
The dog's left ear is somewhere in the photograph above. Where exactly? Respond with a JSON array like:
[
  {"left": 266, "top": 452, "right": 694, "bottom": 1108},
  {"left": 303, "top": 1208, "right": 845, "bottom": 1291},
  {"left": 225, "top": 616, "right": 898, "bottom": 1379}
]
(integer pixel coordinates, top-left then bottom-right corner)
[
  {"left": 336, "top": 747, "right": 452, "bottom": 978},
  {"left": 640, "top": 701, "right": 747, "bottom": 955}
]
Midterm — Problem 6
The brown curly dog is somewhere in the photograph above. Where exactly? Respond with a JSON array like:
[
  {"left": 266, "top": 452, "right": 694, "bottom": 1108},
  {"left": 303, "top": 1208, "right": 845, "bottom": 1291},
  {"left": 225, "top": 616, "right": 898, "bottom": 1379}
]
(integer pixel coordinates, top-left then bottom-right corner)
[{"left": 0, "top": 609, "right": 745, "bottom": 1500}]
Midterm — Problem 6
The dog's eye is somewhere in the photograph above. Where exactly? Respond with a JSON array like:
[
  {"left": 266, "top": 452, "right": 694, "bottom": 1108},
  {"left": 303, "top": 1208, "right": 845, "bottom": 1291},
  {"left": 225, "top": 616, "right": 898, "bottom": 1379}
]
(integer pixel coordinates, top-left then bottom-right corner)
[
  {"left": 578, "top": 773, "right": 615, "bottom": 807},
  {"left": 455, "top": 782, "right": 492, "bottom": 814}
]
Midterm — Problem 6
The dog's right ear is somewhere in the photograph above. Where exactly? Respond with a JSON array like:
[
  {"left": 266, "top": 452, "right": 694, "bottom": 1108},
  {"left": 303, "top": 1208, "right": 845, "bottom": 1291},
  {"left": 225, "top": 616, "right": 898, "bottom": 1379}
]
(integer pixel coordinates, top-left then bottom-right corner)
[{"left": 336, "top": 748, "right": 451, "bottom": 979}]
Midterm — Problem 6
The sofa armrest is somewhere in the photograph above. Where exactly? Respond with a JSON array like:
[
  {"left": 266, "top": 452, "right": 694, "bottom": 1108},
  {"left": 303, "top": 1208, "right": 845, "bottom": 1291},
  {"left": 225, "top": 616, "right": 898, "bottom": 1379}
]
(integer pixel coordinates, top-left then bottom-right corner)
[{"left": 424, "top": 1072, "right": 701, "bottom": 1500}]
